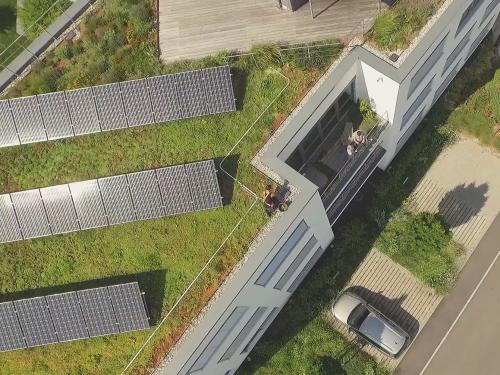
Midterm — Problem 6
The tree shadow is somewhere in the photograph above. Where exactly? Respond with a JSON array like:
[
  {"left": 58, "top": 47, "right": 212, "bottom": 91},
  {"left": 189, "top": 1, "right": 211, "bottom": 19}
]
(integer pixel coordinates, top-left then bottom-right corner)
[
  {"left": 437, "top": 183, "right": 488, "bottom": 229},
  {"left": 345, "top": 286, "right": 420, "bottom": 339},
  {"left": 215, "top": 154, "right": 240, "bottom": 206},
  {"left": 0, "top": 6, "right": 16, "bottom": 34},
  {"left": 232, "top": 67, "right": 247, "bottom": 111},
  {"left": 316, "top": 355, "right": 346, "bottom": 374},
  {"left": 0, "top": 269, "right": 167, "bottom": 325}
]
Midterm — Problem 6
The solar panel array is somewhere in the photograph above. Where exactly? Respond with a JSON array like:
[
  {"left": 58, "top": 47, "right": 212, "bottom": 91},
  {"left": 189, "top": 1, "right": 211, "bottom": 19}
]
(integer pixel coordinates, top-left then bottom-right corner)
[
  {"left": 0, "top": 282, "right": 148, "bottom": 352},
  {"left": 0, "top": 159, "right": 222, "bottom": 244},
  {"left": 0, "top": 66, "right": 235, "bottom": 148}
]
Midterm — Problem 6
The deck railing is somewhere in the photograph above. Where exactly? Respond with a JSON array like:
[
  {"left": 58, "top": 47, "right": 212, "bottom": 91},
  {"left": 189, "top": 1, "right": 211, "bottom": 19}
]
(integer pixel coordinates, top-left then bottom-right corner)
[{"left": 321, "top": 115, "right": 388, "bottom": 211}]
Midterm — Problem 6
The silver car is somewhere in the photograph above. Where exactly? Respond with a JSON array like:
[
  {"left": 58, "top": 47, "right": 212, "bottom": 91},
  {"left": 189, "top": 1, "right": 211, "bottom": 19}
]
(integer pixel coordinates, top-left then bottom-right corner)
[{"left": 332, "top": 291, "right": 410, "bottom": 358}]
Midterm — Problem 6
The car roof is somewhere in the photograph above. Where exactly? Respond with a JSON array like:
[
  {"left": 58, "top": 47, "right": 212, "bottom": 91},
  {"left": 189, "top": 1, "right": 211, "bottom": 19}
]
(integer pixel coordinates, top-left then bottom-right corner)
[{"left": 359, "top": 312, "right": 407, "bottom": 355}]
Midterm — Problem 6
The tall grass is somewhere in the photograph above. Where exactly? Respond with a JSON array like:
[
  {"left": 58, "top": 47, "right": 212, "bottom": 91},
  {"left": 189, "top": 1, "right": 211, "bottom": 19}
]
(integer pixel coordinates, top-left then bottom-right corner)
[{"left": 371, "top": 0, "right": 444, "bottom": 51}]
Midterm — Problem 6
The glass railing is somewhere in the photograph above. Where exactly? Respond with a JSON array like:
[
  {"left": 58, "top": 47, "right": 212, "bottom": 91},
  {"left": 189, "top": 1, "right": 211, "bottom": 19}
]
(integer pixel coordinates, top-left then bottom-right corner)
[{"left": 320, "top": 116, "right": 388, "bottom": 210}]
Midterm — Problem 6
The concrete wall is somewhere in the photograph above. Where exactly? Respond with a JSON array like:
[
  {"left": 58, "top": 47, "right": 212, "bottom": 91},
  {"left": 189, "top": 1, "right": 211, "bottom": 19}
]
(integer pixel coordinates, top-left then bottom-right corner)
[{"left": 156, "top": 1, "right": 500, "bottom": 374}]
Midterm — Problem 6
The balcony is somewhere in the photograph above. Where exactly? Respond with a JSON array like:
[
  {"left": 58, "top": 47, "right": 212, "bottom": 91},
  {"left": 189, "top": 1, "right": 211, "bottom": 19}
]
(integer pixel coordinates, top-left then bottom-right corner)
[{"left": 320, "top": 117, "right": 388, "bottom": 224}]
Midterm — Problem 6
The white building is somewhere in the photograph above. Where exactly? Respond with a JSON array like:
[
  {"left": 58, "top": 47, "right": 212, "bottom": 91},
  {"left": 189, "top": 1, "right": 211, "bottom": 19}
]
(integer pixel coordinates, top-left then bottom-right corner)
[{"left": 157, "top": 1, "right": 500, "bottom": 374}]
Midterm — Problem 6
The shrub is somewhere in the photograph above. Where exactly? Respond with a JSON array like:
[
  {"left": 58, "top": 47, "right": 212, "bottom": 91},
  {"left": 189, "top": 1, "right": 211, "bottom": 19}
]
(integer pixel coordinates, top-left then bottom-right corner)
[
  {"left": 376, "top": 211, "right": 461, "bottom": 293},
  {"left": 371, "top": 0, "right": 442, "bottom": 51},
  {"left": 249, "top": 44, "right": 282, "bottom": 69}
]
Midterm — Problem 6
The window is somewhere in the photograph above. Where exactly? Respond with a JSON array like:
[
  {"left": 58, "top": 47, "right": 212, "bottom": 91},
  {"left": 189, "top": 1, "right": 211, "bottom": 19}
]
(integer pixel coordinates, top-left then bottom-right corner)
[
  {"left": 301, "top": 126, "right": 321, "bottom": 154},
  {"left": 287, "top": 246, "right": 325, "bottom": 293},
  {"left": 274, "top": 236, "right": 318, "bottom": 290},
  {"left": 456, "top": 0, "right": 486, "bottom": 36},
  {"left": 467, "top": 19, "right": 493, "bottom": 59},
  {"left": 481, "top": 0, "right": 500, "bottom": 26},
  {"left": 241, "top": 308, "right": 280, "bottom": 354},
  {"left": 219, "top": 307, "right": 267, "bottom": 362},
  {"left": 407, "top": 35, "right": 447, "bottom": 98},
  {"left": 435, "top": 61, "right": 461, "bottom": 104},
  {"left": 402, "top": 77, "right": 434, "bottom": 129},
  {"left": 286, "top": 150, "right": 303, "bottom": 170},
  {"left": 255, "top": 220, "right": 309, "bottom": 286},
  {"left": 188, "top": 306, "right": 248, "bottom": 373},
  {"left": 442, "top": 24, "right": 474, "bottom": 75},
  {"left": 396, "top": 108, "right": 426, "bottom": 154}
]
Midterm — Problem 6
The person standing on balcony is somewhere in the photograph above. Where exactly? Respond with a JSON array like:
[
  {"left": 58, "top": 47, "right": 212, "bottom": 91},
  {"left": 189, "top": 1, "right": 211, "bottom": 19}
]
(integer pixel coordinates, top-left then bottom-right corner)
[{"left": 353, "top": 130, "right": 367, "bottom": 147}]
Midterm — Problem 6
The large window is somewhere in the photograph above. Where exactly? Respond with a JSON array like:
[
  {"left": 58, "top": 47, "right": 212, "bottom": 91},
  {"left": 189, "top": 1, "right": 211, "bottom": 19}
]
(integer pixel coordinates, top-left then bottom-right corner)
[
  {"left": 241, "top": 308, "right": 280, "bottom": 354},
  {"left": 274, "top": 236, "right": 318, "bottom": 291},
  {"left": 407, "top": 35, "right": 447, "bottom": 98},
  {"left": 219, "top": 307, "right": 267, "bottom": 362},
  {"left": 456, "top": 0, "right": 486, "bottom": 36},
  {"left": 188, "top": 306, "right": 248, "bottom": 373},
  {"left": 255, "top": 221, "right": 309, "bottom": 286},
  {"left": 402, "top": 77, "right": 434, "bottom": 129},
  {"left": 467, "top": 19, "right": 494, "bottom": 59},
  {"left": 287, "top": 246, "right": 325, "bottom": 293},
  {"left": 442, "top": 25, "right": 474, "bottom": 75}
]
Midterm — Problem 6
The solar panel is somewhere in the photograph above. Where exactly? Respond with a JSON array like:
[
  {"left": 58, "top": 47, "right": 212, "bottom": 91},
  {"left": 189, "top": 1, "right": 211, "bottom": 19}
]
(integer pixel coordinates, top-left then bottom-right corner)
[
  {"left": 108, "top": 283, "right": 149, "bottom": 332},
  {"left": 120, "top": 79, "right": 154, "bottom": 127},
  {"left": 77, "top": 287, "right": 119, "bottom": 337},
  {"left": 203, "top": 66, "right": 236, "bottom": 114},
  {"left": 98, "top": 175, "right": 136, "bottom": 225},
  {"left": 127, "top": 170, "right": 164, "bottom": 220},
  {"left": 176, "top": 70, "right": 208, "bottom": 119},
  {"left": 65, "top": 87, "right": 101, "bottom": 136},
  {"left": 0, "top": 194, "right": 22, "bottom": 243},
  {"left": 0, "top": 282, "right": 149, "bottom": 352},
  {"left": 0, "top": 67, "right": 235, "bottom": 149},
  {"left": 185, "top": 160, "right": 222, "bottom": 211},
  {"left": 10, "top": 189, "right": 51, "bottom": 239},
  {"left": 69, "top": 180, "right": 108, "bottom": 230},
  {"left": 46, "top": 292, "right": 89, "bottom": 342},
  {"left": 9, "top": 96, "right": 47, "bottom": 144},
  {"left": 14, "top": 297, "right": 58, "bottom": 347},
  {"left": 0, "top": 301, "right": 26, "bottom": 352},
  {"left": 147, "top": 75, "right": 181, "bottom": 123},
  {"left": 40, "top": 184, "right": 80, "bottom": 235},
  {"left": 0, "top": 100, "right": 20, "bottom": 147},
  {"left": 37, "top": 92, "right": 73, "bottom": 140},
  {"left": 93, "top": 83, "right": 127, "bottom": 131},
  {"left": 156, "top": 165, "right": 194, "bottom": 216}
]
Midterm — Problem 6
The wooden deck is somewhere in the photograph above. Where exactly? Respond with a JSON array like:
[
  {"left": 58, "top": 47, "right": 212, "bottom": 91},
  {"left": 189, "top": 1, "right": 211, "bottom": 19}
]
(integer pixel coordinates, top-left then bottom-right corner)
[{"left": 158, "top": 0, "right": 385, "bottom": 61}]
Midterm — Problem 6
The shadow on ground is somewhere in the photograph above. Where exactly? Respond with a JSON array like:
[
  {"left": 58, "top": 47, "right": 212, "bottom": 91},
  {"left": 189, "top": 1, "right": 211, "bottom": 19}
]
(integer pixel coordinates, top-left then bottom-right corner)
[
  {"left": 346, "top": 286, "right": 420, "bottom": 339},
  {"left": 0, "top": 7, "right": 16, "bottom": 34},
  {"left": 438, "top": 183, "right": 488, "bottom": 228},
  {"left": 0, "top": 270, "right": 167, "bottom": 325},
  {"left": 215, "top": 154, "right": 240, "bottom": 206}
]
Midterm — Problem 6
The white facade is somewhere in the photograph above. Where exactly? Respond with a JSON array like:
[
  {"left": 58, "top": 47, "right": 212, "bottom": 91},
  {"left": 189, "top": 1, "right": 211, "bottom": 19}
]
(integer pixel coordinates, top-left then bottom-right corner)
[{"left": 157, "top": 1, "right": 500, "bottom": 374}]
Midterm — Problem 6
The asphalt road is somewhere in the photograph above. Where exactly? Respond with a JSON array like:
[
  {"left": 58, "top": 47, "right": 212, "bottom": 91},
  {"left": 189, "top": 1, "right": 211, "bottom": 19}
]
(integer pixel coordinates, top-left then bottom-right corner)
[{"left": 396, "top": 212, "right": 500, "bottom": 375}]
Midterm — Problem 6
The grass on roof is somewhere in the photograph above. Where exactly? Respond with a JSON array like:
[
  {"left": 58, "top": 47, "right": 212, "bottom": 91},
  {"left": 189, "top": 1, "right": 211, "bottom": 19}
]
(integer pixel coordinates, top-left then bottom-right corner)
[
  {"left": 369, "top": 0, "right": 444, "bottom": 52},
  {"left": 0, "top": 62, "right": 329, "bottom": 374}
]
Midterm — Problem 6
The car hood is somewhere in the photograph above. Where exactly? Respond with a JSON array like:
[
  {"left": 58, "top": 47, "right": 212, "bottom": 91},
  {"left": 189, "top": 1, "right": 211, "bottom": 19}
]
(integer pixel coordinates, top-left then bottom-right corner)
[
  {"left": 359, "top": 313, "right": 407, "bottom": 355},
  {"left": 332, "top": 293, "right": 362, "bottom": 324}
]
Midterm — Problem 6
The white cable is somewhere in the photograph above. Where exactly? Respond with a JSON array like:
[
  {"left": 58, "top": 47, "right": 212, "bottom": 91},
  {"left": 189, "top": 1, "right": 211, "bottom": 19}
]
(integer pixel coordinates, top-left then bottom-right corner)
[{"left": 121, "top": 67, "right": 290, "bottom": 374}]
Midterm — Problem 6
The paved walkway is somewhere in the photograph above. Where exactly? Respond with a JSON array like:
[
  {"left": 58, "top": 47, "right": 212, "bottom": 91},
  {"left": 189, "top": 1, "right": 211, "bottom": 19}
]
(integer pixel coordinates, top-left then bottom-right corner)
[
  {"left": 408, "top": 137, "right": 500, "bottom": 259},
  {"left": 331, "top": 137, "right": 500, "bottom": 370},
  {"left": 158, "top": 0, "right": 384, "bottom": 61},
  {"left": 332, "top": 249, "right": 441, "bottom": 371}
]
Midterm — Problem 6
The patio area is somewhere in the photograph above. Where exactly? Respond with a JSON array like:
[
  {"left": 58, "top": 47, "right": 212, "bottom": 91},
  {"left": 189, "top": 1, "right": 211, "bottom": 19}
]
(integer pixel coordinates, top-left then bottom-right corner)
[{"left": 158, "top": 0, "right": 386, "bottom": 61}]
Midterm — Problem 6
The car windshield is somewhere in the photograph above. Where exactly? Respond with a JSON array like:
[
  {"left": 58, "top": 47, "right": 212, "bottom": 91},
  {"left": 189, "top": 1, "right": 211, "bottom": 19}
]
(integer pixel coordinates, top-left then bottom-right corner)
[{"left": 347, "top": 303, "right": 370, "bottom": 329}]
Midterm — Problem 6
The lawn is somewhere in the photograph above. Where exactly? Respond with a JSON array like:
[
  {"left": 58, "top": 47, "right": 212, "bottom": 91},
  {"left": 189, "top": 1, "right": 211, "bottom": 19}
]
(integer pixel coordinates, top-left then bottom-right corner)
[
  {"left": 369, "top": 0, "right": 444, "bottom": 52},
  {"left": 239, "top": 27, "right": 498, "bottom": 375},
  {"left": 0, "top": 64, "right": 327, "bottom": 374}
]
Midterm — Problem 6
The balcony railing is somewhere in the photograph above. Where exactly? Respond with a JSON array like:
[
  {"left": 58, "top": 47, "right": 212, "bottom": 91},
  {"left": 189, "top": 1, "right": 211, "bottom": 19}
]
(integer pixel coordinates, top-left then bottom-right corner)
[{"left": 320, "top": 117, "right": 388, "bottom": 216}]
